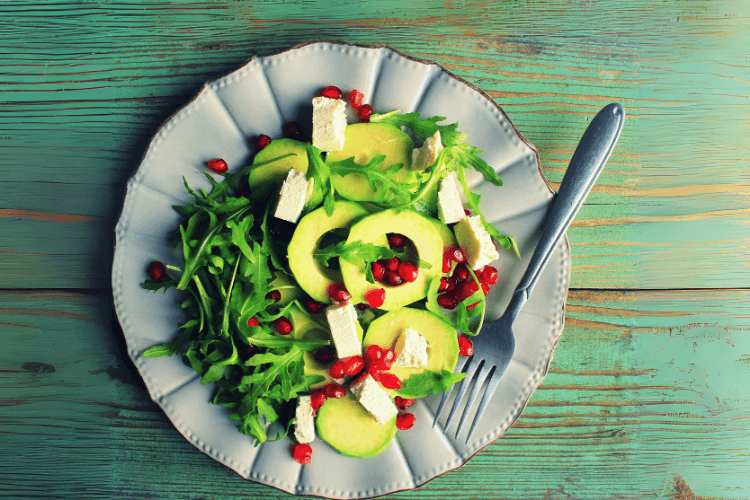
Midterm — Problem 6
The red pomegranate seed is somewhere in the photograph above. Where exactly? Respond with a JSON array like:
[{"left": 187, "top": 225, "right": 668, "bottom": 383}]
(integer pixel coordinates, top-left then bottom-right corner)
[
  {"left": 458, "top": 336, "right": 474, "bottom": 356},
  {"left": 449, "top": 247, "right": 467, "bottom": 263},
  {"left": 381, "top": 349, "right": 397, "bottom": 369},
  {"left": 356, "top": 302, "right": 369, "bottom": 311},
  {"left": 206, "top": 158, "right": 228, "bottom": 174},
  {"left": 387, "top": 233, "right": 406, "bottom": 248},
  {"left": 302, "top": 296, "right": 325, "bottom": 314},
  {"left": 446, "top": 277, "right": 458, "bottom": 292},
  {"left": 380, "top": 373, "right": 402, "bottom": 390},
  {"left": 453, "top": 263, "right": 469, "bottom": 282},
  {"left": 464, "top": 209, "right": 472, "bottom": 216},
  {"left": 364, "top": 288, "right": 386, "bottom": 308},
  {"left": 396, "top": 413, "right": 416, "bottom": 430},
  {"left": 265, "top": 290, "right": 281, "bottom": 302},
  {"left": 343, "top": 355, "right": 365, "bottom": 377},
  {"left": 481, "top": 282, "right": 490, "bottom": 295},
  {"left": 274, "top": 316, "right": 293, "bottom": 335},
  {"left": 442, "top": 250, "right": 453, "bottom": 273},
  {"left": 325, "top": 383, "right": 346, "bottom": 399},
  {"left": 329, "top": 359, "right": 345, "bottom": 379},
  {"left": 398, "top": 262, "right": 419, "bottom": 283},
  {"left": 469, "top": 280, "right": 480, "bottom": 292},
  {"left": 437, "top": 294, "right": 457, "bottom": 309},
  {"left": 328, "top": 282, "right": 351, "bottom": 303},
  {"left": 385, "top": 271, "right": 404, "bottom": 287},
  {"left": 385, "top": 257, "right": 401, "bottom": 272},
  {"left": 483, "top": 266, "right": 498, "bottom": 285},
  {"left": 455, "top": 282, "right": 474, "bottom": 303},
  {"left": 282, "top": 121, "right": 302, "bottom": 140},
  {"left": 313, "top": 347, "right": 336, "bottom": 365},
  {"left": 310, "top": 388, "right": 327, "bottom": 413},
  {"left": 253, "top": 134, "right": 272, "bottom": 151},
  {"left": 148, "top": 261, "right": 167, "bottom": 282},
  {"left": 395, "top": 396, "right": 415, "bottom": 410},
  {"left": 370, "top": 261, "right": 385, "bottom": 282},
  {"left": 358, "top": 104, "right": 373, "bottom": 122},
  {"left": 292, "top": 443, "right": 312, "bottom": 465},
  {"left": 368, "top": 364, "right": 383, "bottom": 381},
  {"left": 349, "top": 89, "right": 364, "bottom": 109},
  {"left": 320, "top": 85, "right": 343, "bottom": 99},
  {"left": 438, "top": 277, "right": 450, "bottom": 292},
  {"left": 247, "top": 317, "right": 260, "bottom": 327},
  {"left": 467, "top": 301, "right": 480, "bottom": 310},
  {"left": 365, "top": 344, "right": 383, "bottom": 365}
]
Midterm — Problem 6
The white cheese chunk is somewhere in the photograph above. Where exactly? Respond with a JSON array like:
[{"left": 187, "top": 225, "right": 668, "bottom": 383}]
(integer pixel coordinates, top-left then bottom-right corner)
[
  {"left": 350, "top": 374, "right": 398, "bottom": 425},
  {"left": 411, "top": 130, "right": 443, "bottom": 171},
  {"left": 294, "top": 395, "right": 315, "bottom": 444},
  {"left": 274, "top": 168, "right": 312, "bottom": 223},
  {"left": 393, "top": 327, "right": 429, "bottom": 368},
  {"left": 325, "top": 301, "right": 362, "bottom": 359},
  {"left": 312, "top": 96, "right": 347, "bottom": 152},
  {"left": 454, "top": 215, "right": 500, "bottom": 270},
  {"left": 437, "top": 171, "right": 466, "bottom": 225}
]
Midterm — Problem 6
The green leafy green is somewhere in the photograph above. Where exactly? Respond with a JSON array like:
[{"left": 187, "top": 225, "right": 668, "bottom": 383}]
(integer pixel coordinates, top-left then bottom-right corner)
[
  {"left": 393, "top": 369, "right": 466, "bottom": 399},
  {"left": 327, "top": 155, "right": 417, "bottom": 206},
  {"left": 313, "top": 239, "right": 395, "bottom": 268}
]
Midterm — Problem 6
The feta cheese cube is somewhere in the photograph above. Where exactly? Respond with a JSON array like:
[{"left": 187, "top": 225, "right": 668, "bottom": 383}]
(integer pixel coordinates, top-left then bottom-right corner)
[
  {"left": 350, "top": 374, "right": 398, "bottom": 425},
  {"left": 274, "top": 168, "right": 313, "bottom": 223},
  {"left": 454, "top": 215, "right": 500, "bottom": 270},
  {"left": 437, "top": 171, "right": 466, "bottom": 225},
  {"left": 393, "top": 327, "right": 429, "bottom": 368},
  {"left": 294, "top": 395, "right": 315, "bottom": 444},
  {"left": 411, "top": 131, "right": 443, "bottom": 171},
  {"left": 312, "top": 97, "right": 347, "bottom": 152},
  {"left": 325, "top": 302, "right": 362, "bottom": 359}
]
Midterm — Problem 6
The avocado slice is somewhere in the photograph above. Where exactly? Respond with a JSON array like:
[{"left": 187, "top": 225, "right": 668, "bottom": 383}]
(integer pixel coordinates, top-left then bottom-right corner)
[
  {"left": 340, "top": 209, "right": 443, "bottom": 310},
  {"left": 288, "top": 201, "right": 383, "bottom": 303},
  {"left": 362, "top": 307, "right": 459, "bottom": 383},
  {"left": 316, "top": 391, "right": 397, "bottom": 458},
  {"left": 429, "top": 217, "right": 457, "bottom": 248},
  {"left": 247, "top": 138, "right": 321, "bottom": 208},
  {"left": 325, "top": 123, "right": 417, "bottom": 202},
  {"left": 288, "top": 304, "right": 333, "bottom": 389}
]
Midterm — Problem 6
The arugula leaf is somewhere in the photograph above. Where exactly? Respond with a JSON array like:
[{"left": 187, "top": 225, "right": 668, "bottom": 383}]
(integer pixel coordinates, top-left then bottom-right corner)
[
  {"left": 327, "top": 155, "right": 416, "bottom": 206},
  {"left": 393, "top": 369, "right": 466, "bottom": 399},
  {"left": 313, "top": 240, "right": 394, "bottom": 268},
  {"left": 371, "top": 111, "right": 467, "bottom": 146},
  {"left": 305, "top": 144, "right": 335, "bottom": 216}
]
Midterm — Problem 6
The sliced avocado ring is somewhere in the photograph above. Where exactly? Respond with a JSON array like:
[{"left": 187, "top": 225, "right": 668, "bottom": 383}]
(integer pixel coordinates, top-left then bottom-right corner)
[
  {"left": 248, "top": 138, "right": 321, "bottom": 208},
  {"left": 340, "top": 209, "right": 443, "bottom": 310},
  {"left": 316, "top": 391, "right": 396, "bottom": 458},
  {"left": 429, "top": 217, "right": 457, "bottom": 248},
  {"left": 362, "top": 307, "right": 459, "bottom": 383},
  {"left": 325, "top": 123, "right": 416, "bottom": 202}
]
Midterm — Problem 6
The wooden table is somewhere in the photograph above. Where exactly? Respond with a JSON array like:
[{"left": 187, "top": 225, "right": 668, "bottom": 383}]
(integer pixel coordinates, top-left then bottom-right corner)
[{"left": 3, "top": 2, "right": 748, "bottom": 498}]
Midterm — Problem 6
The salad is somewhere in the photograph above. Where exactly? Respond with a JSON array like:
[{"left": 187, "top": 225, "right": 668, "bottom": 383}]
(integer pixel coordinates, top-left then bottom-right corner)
[{"left": 141, "top": 84, "right": 517, "bottom": 464}]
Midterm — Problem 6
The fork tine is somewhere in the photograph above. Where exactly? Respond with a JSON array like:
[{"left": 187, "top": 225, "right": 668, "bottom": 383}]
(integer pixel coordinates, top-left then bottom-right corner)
[
  {"left": 454, "top": 362, "right": 494, "bottom": 439},
  {"left": 465, "top": 367, "right": 502, "bottom": 442},
  {"left": 444, "top": 357, "right": 482, "bottom": 431},
  {"left": 432, "top": 356, "right": 468, "bottom": 427}
]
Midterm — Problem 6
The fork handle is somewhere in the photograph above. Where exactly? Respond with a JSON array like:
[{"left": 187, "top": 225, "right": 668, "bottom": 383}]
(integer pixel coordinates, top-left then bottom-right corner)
[{"left": 507, "top": 103, "right": 625, "bottom": 320}]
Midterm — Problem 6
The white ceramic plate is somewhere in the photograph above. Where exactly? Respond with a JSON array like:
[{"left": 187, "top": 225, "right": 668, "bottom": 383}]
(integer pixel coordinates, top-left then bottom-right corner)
[{"left": 112, "top": 41, "right": 571, "bottom": 498}]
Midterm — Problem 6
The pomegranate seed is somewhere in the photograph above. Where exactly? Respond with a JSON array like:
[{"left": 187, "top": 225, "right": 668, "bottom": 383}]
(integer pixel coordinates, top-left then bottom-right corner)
[
  {"left": 351, "top": 371, "right": 368, "bottom": 386},
  {"left": 467, "top": 301, "right": 480, "bottom": 310},
  {"left": 274, "top": 316, "right": 293, "bottom": 335},
  {"left": 483, "top": 266, "right": 498, "bottom": 285},
  {"left": 328, "top": 282, "right": 351, "bottom": 303},
  {"left": 385, "top": 271, "right": 404, "bottom": 287},
  {"left": 380, "top": 373, "right": 402, "bottom": 390},
  {"left": 282, "top": 121, "right": 302, "bottom": 140},
  {"left": 370, "top": 261, "right": 385, "bottom": 281},
  {"left": 449, "top": 247, "right": 466, "bottom": 263},
  {"left": 387, "top": 233, "right": 406, "bottom": 248},
  {"left": 292, "top": 443, "right": 312, "bottom": 465},
  {"left": 253, "top": 134, "right": 272, "bottom": 151},
  {"left": 325, "top": 383, "right": 346, "bottom": 399},
  {"left": 437, "top": 294, "right": 457, "bottom": 309},
  {"left": 439, "top": 277, "right": 450, "bottom": 292},
  {"left": 358, "top": 104, "right": 373, "bottom": 122},
  {"left": 446, "top": 277, "right": 458, "bottom": 292},
  {"left": 453, "top": 263, "right": 469, "bottom": 282},
  {"left": 302, "top": 296, "right": 325, "bottom": 314},
  {"left": 395, "top": 396, "right": 415, "bottom": 410},
  {"left": 241, "top": 344, "right": 256, "bottom": 359},
  {"left": 313, "top": 347, "right": 336, "bottom": 365},
  {"left": 368, "top": 364, "right": 383, "bottom": 381},
  {"left": 148, "top": 261, "right": 167, "bottom": 282},
  {"left": 464, "top": 209, "right": 472, "bottom": 216},
  {"left": 469, "top": 280, "right": 480, "bottom": 292},
  {"left": 265, "top": 290, "right": 281, "bottom": 302},
  {"left": 320, "top": 85, "right": 343, "bottom": 99},
  {"left": 442, "top": 250, "right": 453, "bottom": 273},
  {"left": 385, "top": 257, "right": 401, "bottom": 272},
  {"left": 349, "top": 89, "right": 364, "bottom": 109},
  {"left": 356, "top": 302, "right": 369, "bottom": 310},
  {"left": 455, "top": 282, "right": 474, "bottom": 302},
  {"left": 247, "top": 317, "right": 260, "bottom": 327},
  {"left": 329, "top": 360, "right": 345, "bottom": 379},
  {"left": 311, "top": 388, "right": 327, "bottom": 413},
  {"left": 206, "top": 158, "right": 228, "bottom": 174},
  {"left": 365, "top": 344, "right": 383, "bottom": 365},
  {"left": 481, "top": 282, "right": 490, "bottom": 295},
  {"left": 458, "top": 336, "right": 474, "bottom": 356},
  {"left": 381, "top": 349, "right": 397, "bottom": 370},
  {"left": 398, "top": 262, "right": 419, "bottom": 283},
  {"left": 343, "top": 355, "right": 365, "bottom": 377},
  {"left": 396, "top": 413, "right": 416, "bottom": 430},
  {"left": 364, "top": 288, "right": 386, "bottom": 308}
]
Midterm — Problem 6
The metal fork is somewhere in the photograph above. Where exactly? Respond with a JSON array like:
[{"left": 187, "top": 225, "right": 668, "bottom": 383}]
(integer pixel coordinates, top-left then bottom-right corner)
[{"left": 434, "top": 103, "right": 625, "bottom": 442}]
